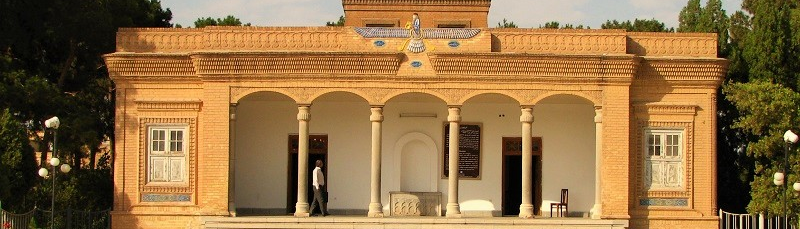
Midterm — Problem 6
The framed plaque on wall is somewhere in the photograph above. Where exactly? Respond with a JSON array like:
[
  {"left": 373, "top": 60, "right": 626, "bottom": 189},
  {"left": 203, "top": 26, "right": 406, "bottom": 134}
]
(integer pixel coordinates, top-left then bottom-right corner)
[{"left": 442, "top": 123, "right": 481, "bottom": 179}]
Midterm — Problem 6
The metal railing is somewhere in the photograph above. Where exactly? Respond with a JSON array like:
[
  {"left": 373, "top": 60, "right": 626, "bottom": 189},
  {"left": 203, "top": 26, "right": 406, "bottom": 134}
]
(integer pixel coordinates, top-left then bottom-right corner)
[
  {"left": 720, "top": 209, "right": 796, "bottom": 229},
  {"left": 1, "top": 207, "right": 110, "bottom": 229}
]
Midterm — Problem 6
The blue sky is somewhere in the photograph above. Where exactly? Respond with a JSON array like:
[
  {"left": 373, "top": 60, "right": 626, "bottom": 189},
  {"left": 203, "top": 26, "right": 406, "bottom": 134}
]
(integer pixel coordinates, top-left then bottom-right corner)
[{"left": 161, "top": 0, "right": 744, "bottom": 29}]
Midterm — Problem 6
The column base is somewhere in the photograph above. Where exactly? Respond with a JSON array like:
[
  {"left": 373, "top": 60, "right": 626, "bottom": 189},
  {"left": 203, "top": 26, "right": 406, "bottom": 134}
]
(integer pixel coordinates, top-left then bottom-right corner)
[
  {"left": 590, "top": 204, "right": 602, "bottom": 219},
  {"left": 519, "top": 203, "right": 534, "bottom": 219},
  {"left": 368, "top": 203, "right": 384, "bottom": 217},
  {"left": 446, "top": 203, "right": 462, "bottom": 218},
  {"left": 294, "top": 202, "right": 310, "bottom": 217}
]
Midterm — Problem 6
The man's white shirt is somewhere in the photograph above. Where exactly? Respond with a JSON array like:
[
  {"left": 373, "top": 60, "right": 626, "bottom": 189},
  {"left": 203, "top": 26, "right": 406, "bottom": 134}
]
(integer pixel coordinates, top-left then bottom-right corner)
[{"left": 313, "top": 166, "right": 325, "bottom": 189}]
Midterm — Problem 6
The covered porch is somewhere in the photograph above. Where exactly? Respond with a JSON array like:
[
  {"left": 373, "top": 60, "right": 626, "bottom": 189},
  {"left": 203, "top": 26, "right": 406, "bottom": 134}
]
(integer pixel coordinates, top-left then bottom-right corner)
[{"left": 201, "top": 215, "right": 629, "bottom": 229}]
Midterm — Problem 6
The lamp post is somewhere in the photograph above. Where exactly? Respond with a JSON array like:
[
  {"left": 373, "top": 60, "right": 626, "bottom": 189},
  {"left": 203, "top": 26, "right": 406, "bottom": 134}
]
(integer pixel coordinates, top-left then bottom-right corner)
[
  {"left": 774, "top": 130, "right": 800, "bottom": 221},
  {"left": 37, "top": 117, "right": 71, "bottom": 229}
]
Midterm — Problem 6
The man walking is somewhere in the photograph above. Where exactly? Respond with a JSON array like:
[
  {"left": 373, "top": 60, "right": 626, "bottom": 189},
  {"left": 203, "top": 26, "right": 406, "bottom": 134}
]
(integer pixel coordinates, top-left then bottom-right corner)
[{"left": 309, "top": 159, "right": 329, "bottom": 216}]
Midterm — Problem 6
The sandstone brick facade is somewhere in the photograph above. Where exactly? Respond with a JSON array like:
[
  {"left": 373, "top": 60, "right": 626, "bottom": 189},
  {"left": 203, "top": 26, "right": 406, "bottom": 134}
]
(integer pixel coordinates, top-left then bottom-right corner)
[{"left": 105, "top": 1, "right": 726, "bottom": 228}]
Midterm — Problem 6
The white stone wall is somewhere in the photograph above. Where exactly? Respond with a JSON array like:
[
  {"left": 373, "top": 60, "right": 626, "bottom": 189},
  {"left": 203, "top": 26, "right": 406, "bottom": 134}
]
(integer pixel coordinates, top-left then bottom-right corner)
[{"left": 234, "top": 92, "right": 596, "bottom": 215}]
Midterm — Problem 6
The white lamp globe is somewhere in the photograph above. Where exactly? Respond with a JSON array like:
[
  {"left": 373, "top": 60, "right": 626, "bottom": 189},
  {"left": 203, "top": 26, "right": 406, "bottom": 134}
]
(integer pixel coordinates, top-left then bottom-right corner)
[
  {"left": 794, "top": 182, "right": 800, "bottom": 192},
  {"left": 775, "top": 172, "right": 786, "bottom": 186},
  {"left": 38, "top": 168, "right": 49, "bottom": 178},
  {"left": 60, "top": 164, "right": 71, "bottom": 173},
  {"left": 44, "top": 116, "right": 60, "bottom": 129},
  {"left": 49, "top": 157, "right": 60, "bottom": 167},
  {"left": 785, "top": 130, "right": 799, "bottom": 144}
]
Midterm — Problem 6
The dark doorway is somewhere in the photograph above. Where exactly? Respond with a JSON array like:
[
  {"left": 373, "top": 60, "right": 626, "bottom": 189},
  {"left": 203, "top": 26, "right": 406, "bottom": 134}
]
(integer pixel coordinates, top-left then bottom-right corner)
[
  {"left": 287, "top": 135, "right": 328, "bottom": 215},
  {"left": 502, "top": 137, "right": 542, "bottom": 216}
]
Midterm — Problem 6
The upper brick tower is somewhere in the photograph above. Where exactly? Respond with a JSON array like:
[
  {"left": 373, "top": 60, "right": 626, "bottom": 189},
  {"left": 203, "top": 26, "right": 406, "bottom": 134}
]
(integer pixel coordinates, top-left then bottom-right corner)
[{"left": 342, "top": 0, "right": 491, "bottom": 28}]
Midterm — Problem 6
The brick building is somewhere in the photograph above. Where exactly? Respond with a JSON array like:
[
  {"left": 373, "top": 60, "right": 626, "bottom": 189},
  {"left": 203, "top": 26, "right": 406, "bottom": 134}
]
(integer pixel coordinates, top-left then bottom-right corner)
[{"left": 104, "top": 0, "right": 727, "bottom": 228}]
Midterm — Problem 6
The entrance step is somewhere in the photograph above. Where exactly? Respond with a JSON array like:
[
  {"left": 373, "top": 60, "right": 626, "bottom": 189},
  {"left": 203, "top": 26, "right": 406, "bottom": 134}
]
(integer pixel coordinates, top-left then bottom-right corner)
[{"left": 201, "top": 216, "right": 629, "bottom": 229}]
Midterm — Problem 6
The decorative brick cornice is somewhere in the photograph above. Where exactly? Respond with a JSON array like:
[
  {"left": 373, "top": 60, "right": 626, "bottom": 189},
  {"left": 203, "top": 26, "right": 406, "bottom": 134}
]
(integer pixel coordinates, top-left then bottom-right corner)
[
  {"left": 635, "top": 57, "right": 728, "bottom": 87},
  {"left": 634, "top": 104, "right": 698, "bottom": 116},
  {"left": 104, "top": 53, "right": 197, "bottom": 81},
  {"left": 429, "top": 53, "right": 638, "bottom": 83},
  {"left": 190, "top": 51, "right": 403, "bottom": 79},
  {"left": 135, "top": 99, "right": 202, "bottom": 111},
  {"left": 627, "top": 32, "right": 718, "bottom": 58},
  {"left": 489, "top": 29, "right": 628, "bottom": 55},
  {"left": 342, "top": 0, "right": 491, "bottom": 6}
]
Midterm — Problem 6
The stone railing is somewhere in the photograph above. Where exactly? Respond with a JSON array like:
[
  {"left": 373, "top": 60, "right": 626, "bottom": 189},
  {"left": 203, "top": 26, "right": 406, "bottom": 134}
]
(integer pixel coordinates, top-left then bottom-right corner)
[
  {"left": 390, "top": 191, "right": 442, "bottom": 216},
  {"left": 116, "top": 27, "right": 347, "bottom": 53},
  {"left": 627, "top": 32, "right": 718, "bottom": 58},
  {"left": 489, "top": 28, "right": 628, "bottom": 55}
]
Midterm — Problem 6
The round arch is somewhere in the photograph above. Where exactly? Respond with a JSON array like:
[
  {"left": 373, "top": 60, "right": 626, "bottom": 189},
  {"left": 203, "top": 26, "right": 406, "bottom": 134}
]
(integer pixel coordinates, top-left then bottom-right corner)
[
  {"left": 381, "top": 90, "right": 449, "bottom": 105},
  {"left": 310, "top": 89, "right": 372, "bottom": 105},
  {"left": 392, "top": 132, "right": 439, "bottom": 192},
  {"left": 531, "top": 91, "right": 599, "bottom": 106},
  {"left": 233, "top": 88, "right": 298, "bottom": 104},
  {"left": 460, "top": 92, "right": 523, "bottom": 105}
]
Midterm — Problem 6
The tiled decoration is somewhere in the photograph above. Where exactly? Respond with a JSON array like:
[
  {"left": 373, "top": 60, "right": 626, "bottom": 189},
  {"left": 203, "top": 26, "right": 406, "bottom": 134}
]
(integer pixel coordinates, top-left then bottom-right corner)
[
  {"left": 142, "top": 193, "right": 191, "bottom": 202},
  {"left": 410, "top": 61, "right": 423, "bottom": 68},
  {"left": 373, "top": 40, "right": 386, "bottom": 47},
  {"left": 355, "top": 27, "right": 480, "bottom": 39},
  {"left": 448, "top": 40, "right": 460, "bottom": 48},
  {"left": 639, "top": 198, "right": 688, "bottom": 206}
]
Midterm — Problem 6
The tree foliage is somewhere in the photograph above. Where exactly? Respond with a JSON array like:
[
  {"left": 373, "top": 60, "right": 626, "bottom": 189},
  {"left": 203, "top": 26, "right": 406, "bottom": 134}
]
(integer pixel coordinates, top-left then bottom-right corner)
[
  {"left": 0, "top": 109, "right": 37, "bottom": 212},
  {"left": 496, "top": 18, "right": 518, "bottom": 28},
  {"left": 194, "top": 15, "right": 251, "bottom": 28},
  {"left": 538, "top": 21, "right": 588, "bottom": 29},
  {"left": 601, "top": 19, "right": 674, "bottom": 32},
  {"left": 0, "top": 0, "right": 172, "bottom": 211},
  {"left": 326, "top": 15, "right": 345, "bottom": 26},
  {"left": 716, "top": 0, "right": 800, "bottom": 215}
]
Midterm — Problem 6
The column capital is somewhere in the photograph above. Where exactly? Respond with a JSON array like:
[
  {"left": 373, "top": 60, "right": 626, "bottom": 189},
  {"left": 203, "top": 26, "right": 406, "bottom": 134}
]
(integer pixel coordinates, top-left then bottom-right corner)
[
  {"left": 594, "top": 106, "right": 603, "bottom": 123},
  {"left": 370, "top": 107, "right": 384, "bottom": 122},
  {"left": 520, "top": 107, "right": 534, "bottom": 123},
  {"left": 297, "top": 106, "right": 310, "bottom": 121},
  {"left": 447, "top": 107, "right": 461, "bottom": 122},
  {"left": 230, "top": 103, "right": 238, "bottom": 121}
]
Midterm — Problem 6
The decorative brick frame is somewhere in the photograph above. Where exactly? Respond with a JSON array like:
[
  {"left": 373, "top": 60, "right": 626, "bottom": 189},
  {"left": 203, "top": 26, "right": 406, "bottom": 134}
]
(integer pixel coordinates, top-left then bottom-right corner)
[
  {"left": 634, "top": 104, "right": 697, "bottom": 209},
  {"left": 137, "top": 117, "right": 197, "bottom": 204}
]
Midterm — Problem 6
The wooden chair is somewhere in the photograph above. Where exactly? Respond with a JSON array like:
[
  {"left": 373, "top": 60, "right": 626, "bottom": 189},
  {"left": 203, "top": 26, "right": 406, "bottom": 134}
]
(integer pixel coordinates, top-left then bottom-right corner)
[{"left": 550, "top": 189, "right": 568, "bottom": 217}]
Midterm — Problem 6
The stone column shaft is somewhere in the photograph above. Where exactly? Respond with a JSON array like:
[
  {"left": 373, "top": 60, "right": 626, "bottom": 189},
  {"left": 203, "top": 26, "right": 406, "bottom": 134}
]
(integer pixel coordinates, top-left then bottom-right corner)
[
  {"left": 591, "top": 106, "right": 603, "bottom": 219},
  {"left": 446, "top": 107, "right": 462, "bottom": 217},
  {"left": 229, "top": 104, "right": 237, "bottom": 216},
  {"left": 294, "top": 106, "right": 311, "bottom": 217},
  {"left": 519, "top": 107, "right": 535, "bottom": 218},
  {"left": 368, "top": 107, "right": 384, "bottom": 217}
]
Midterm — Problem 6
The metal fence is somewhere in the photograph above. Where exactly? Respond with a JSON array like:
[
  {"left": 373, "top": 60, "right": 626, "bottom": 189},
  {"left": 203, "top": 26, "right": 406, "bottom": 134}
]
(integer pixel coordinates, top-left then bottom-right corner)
[
  {"left": 1, "top": 207, "right": 110, "bottom": 229},
  {"left": 720, "top": 209, "right": 797, "bottom": 229}
]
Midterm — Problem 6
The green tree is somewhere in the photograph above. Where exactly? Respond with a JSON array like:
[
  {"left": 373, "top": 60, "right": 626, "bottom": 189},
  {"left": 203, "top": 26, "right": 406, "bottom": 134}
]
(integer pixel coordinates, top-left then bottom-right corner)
[
  {"left": 538, "top": 21, "right": 588, "bottom": 29},
  {"left": 0, "top": 0, "right": 173, "bottom": 212},
  {"left": 721, "top": 0, "right": 800, "bottom": 215},
  {"left": 194, "top": 15, "right": 251, "bottom": 28},
  {"left": 496, "top": 18, "right": 518, "bottom": 28},
  {"left": 601, "top": 19, "right": 674, "bottom": 32},
  {"left": 0, "top": 109, "right": 37, "bottom": 212},
  {"left": 678, "top": 0, "right": 702, "bottom": 32},
  {"left": 326, "top": 15, "right": 345, "bottom": 26}
]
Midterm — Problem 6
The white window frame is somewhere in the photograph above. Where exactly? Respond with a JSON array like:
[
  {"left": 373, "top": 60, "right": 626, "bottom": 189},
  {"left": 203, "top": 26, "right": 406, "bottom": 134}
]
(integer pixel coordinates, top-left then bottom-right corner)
[
  {"left": 644, "top": 129, "right": 684, "bottom": 191},
  {"left": 147, "top": 125, "right": 188, "bottom": 185}
]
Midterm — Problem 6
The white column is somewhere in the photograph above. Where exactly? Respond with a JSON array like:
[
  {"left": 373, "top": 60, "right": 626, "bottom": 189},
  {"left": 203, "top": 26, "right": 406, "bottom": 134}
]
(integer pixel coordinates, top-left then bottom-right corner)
[
  {"left": 368, "top": 107, "right": 385, "bottom": 217},
  {"left": 591, "top": 106, "right": 603, "bottom": 219},
  {"left": 294, "top": 105, "right": 311, "bottom": 217},
  {"left": 519, "top": 106, "right": 535, "bottom": 218},
  {"left": 228, "top": 103, "right": 237, "bottom": 216},
  {"left": 446, "top": 106, "right": 462, "bottom": 217}
]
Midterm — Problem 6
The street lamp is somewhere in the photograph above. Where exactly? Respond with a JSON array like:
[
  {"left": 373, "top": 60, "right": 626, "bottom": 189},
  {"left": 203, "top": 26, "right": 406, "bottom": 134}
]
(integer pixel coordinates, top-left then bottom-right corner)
[
  {"left": 774, "top": 130, "right": 800, "bottom": 221},
  {"left": 37, "top": 116, "right": 70, "bottom": 229}
]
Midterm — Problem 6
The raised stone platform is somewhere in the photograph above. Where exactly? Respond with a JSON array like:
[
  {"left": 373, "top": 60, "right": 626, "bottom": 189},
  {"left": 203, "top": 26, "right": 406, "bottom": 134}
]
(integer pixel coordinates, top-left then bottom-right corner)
[{"left": 201, "top": 216, "right": 629, "bottom": 229}]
